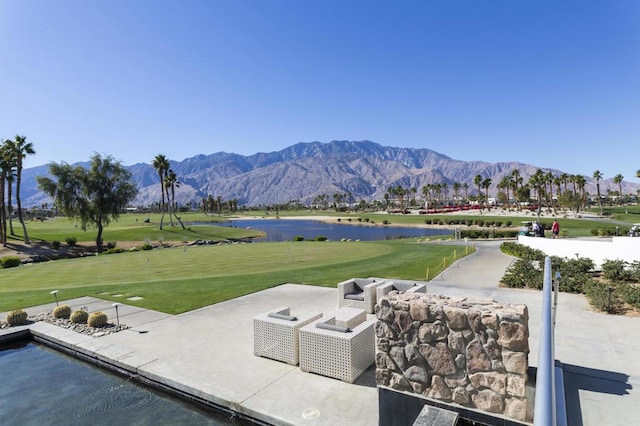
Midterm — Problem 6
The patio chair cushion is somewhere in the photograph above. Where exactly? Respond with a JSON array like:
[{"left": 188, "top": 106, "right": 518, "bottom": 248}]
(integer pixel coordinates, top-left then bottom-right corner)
[
  {"left": 268, "top": 312, "right": 298, "bottom": 321},
  {"left": 315, "top": 322, "right": 352, "bottom": 333},
  {"left": 344, "top": 291, "right": 365, "bottom": 301}
]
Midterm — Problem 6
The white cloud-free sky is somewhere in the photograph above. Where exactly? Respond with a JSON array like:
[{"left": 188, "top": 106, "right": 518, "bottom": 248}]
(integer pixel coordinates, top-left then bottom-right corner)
[{"left": 1, "top": 0, "right": 639, "bottom": 181}]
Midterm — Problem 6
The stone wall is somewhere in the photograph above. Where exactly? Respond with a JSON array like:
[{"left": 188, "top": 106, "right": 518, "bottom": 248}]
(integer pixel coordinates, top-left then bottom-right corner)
[{"left": 375, "top": 292, "right": 529, "bottom": 422}]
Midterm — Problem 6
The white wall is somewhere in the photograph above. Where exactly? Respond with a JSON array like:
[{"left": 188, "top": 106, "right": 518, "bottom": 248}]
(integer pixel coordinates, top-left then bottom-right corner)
[{"left": 517, "top": 236, "right": 640, "bottom": 269}]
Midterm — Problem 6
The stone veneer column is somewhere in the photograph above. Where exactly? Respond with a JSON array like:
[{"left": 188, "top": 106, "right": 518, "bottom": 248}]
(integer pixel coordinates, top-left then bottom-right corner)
[{"left": 375, "top": 292, "right": 529, "bottom": 422}]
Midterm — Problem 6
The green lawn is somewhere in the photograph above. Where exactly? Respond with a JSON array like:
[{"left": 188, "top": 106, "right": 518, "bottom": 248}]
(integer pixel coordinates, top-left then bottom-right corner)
[
  {"left": 10, "top": 213, "right": 260, "bottom": 244},
  {"left": 0, "top": 239, "right": 472, "bottom": 314}
]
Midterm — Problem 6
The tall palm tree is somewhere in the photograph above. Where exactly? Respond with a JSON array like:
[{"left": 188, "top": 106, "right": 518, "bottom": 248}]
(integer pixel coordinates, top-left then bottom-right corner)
[
  {"left": 498, "top": 175, "right": 511, "bottom": 209},
  {"left": 165, "top": 169, "right": 185, "bottom": 229},
  {"left": 452, "top": 182, "right": 461, "bottom": 207},
  {"left": 152, "top": 154, "right": 169, "bottom": 229},
  {"left": 474, "top": 174, "right": 483, "bottom": 209},
  {"left": 10, "top": 135, "right": 35, "bottom": 244},
  {"left": 574, "top": 175, "right": 587, "bottom": 211},
  {"left": 481, "top": 178, "right": 492, "bottom": 210},
  {"left": 613, "top": 174, "right": 627, "bottom": 214},
  {"left": 462, "top": 183, "right": 469, "bottom": 205},
  {"left": 593, "top": 170, "right": 603, "bottom": 214},
  {"left": 511, "top": 169, "right": 523, "bottom": 210}
]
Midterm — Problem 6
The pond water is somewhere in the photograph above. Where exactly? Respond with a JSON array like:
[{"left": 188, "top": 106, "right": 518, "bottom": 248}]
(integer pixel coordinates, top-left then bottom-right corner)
[
  {"left": 0, "top": 341, "right": 246, "bottom": 425},
  {"left": 224, "top": 219, "right": 451, "bottom": 242}
]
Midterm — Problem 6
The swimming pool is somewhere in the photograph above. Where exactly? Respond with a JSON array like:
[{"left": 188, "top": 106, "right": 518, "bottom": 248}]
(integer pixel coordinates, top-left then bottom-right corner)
[{"left": 0, "top": 340, "right": 250, "bottom": 425}]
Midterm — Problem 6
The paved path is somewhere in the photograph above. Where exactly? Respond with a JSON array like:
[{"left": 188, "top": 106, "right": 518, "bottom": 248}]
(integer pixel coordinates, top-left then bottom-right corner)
[{"left": 2, "top": 239, "right": 639, "bottom": 425}]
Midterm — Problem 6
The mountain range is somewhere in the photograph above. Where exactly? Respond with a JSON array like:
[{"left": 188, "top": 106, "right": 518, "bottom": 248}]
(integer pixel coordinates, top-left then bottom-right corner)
[{"left": 20, "top": 140, "right": 638, "bottom": 208}]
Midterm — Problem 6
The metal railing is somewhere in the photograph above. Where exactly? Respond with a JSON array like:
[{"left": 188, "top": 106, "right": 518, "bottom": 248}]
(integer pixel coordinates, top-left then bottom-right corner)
[{"left": 533, "top": 256, "right": 567, "bottom": 426}]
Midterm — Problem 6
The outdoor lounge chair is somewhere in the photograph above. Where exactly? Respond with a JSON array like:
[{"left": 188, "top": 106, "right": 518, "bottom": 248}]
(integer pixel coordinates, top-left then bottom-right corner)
[
  {"left": 299, "top": 307, "right": 374, "bottom": 383},
  {"left": 337, "top": 278, "right": 385, "bottom": 313},
  {"left": 253, "top": 307, "right": 322, "bottom": 365},
  {"left": 376, "top": 280, "right": 427, "bottom": 300}
]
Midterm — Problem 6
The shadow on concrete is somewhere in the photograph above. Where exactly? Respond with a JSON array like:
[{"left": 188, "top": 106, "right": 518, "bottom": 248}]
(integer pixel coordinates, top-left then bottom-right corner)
[{"left": 562, "top": 363, "right": 632, "bottom": 426}]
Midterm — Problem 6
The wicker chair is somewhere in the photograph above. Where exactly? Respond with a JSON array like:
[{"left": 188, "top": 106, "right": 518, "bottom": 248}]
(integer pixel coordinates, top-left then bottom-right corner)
[
  {"left": 299, "top": 307, "right": 374, "bottom": 383},
  {"left": 376, "top": 281, "right": 427, "bottom": 300},
  {"left": 253, "top": 307, "right": 322, "bottom": 365},
  {"left": 337, "top": 278, "right": 386, "bottom": 313}
]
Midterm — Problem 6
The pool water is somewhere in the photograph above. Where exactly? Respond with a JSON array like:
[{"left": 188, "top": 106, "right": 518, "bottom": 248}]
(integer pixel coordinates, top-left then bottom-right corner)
[{"left": 0, "top": 341, "right": 247, "bottom": 425}]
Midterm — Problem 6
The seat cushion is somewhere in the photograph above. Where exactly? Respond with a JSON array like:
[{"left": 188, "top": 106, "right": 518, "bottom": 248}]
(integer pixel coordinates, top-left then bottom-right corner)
[
  {"left": 268, "top": 312, "right": 298, "bottom": 321},
  {"left": 344, "top": 291, "right": 365, "bottom": 301}
]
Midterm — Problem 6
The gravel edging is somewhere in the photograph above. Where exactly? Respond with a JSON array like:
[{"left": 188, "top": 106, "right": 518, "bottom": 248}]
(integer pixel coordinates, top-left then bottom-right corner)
[{"left": 0, "top": 312, "right": 129, "bottom": 337}]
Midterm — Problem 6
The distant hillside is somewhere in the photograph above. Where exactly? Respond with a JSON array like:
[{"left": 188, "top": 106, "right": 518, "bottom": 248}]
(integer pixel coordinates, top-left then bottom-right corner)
[{"left": 20, "top": 140, "right": 639, "bottom": 208}]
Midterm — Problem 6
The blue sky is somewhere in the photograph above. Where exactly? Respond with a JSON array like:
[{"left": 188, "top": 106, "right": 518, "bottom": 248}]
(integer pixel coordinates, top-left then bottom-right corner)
[{"left": 1, "top": 1, "right": 638, "bottom": 181}]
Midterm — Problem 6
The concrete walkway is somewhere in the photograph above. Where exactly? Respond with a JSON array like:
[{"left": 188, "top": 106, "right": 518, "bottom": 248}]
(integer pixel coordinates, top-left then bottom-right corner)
[{"left": 2, "top": 240, "right": 639, "bottom": 425}]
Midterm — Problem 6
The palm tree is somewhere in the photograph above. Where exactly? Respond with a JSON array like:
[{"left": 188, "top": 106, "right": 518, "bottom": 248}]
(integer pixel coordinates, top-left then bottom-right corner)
[
  {"left": 462, "top": 183, "right": 469, "bottom": 205},
  {"left": 152, "top": 154, "right": 170, "bottom": 229},
  {"left": 511, "top": 169, "right": 523, "bottom": 210},
  {"left": 574, "top": 175, "right": 587, "bottom": 211},
  {"left": 481, "top": 178, "right": 492, "bottom": 210},
  {"left": 613, "top": 174, "right": 627, "bottom": 214},
  {"left": 452, "top": 182, "right": 461, "bottom": 207},
  {"left": 593, "top": 170, "right": 603, "bottom": 214},
  {"left": 498, "top": 175, "right": 511, "bottom": 209},
  {"left": 474, "top": 174, "right": 483, "bottom": 209},
  {"left": 528, "top": 170, "right": 546, "bottom": 220},
  {"left": 10, "top": 135, "right": 35, "bottom": 243},
  {"left": 165, "top": 169, "right": 185, "bottom": 229}
]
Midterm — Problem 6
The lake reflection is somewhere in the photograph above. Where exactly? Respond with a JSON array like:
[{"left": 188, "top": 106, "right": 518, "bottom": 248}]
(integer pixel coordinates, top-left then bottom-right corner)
[{"left": 225, "top": 219, "right": 451, "bottom": 242}]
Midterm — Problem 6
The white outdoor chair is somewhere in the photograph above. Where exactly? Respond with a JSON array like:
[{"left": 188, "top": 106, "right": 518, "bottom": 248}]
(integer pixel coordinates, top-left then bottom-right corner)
[
  {"left": 337, "top": 277, "right": 385, "bottom": 313},
  {"left": 376, "top": 281, "right": 427, "bottom": 300},
  {"left": 253, "top": 307, "right": 322, "bottom": 365},
  {"left": 299, "top": 307, "right": 374, "bottom": 383}
]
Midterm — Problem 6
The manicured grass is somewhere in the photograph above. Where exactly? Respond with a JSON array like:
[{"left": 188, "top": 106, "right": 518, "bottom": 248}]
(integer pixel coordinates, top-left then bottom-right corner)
[
  {"left": 0, "top": 239, "right": 472, "bottom": 314},
  {"left": 10, "top": 213, "right": 260, "bottom": 245}
]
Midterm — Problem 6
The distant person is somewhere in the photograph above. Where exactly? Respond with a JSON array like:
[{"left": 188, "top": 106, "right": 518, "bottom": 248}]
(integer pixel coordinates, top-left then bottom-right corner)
[
  {"left": 532, "top": 221, "right": 540, "bottom": 237},
  {"left": 552, "top": 220, "right": 560, "bottom": 239}
]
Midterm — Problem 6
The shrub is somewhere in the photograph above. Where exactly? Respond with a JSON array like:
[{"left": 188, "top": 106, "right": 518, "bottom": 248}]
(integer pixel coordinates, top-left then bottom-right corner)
[
  {"left": 382, "top": 219, "right": 389, "bottom": 225},
  {"left": 601, "top": 260, "right": 634, "bottom": 283},
  {"left": 51, "top": 240, "right": 61, "bottom": 249},
  {"left": 364, "top": 218, "right": 370, "bottom": 222},
  {"left": 65, "top": 236, "right": 78, "bottom": 247},
  {"left": 105, "top": 248, "right": 125, "bottom": 254},
  {"left": 106, "top": 241, "right": 117, "bottom": 249},
  {"left": 466, "top": 220, "right": 473, "bottom": 226},
  {"left": 88, "top": 311, "right": 109, "bottom": 328},
  {"left": 293, "top": 235, "right": 305, "bottom": 241},
  {"left": 357, "top": 217, "right": 363, "bottom": 222},
  {"left": 6, "top": 309, "right": 28, "bottom": 326},
  {"left": 0, "top": 256, "right": 21, "bottom": 269},
  {"left": 425, "top": 219, "right": 432, "bottom": 225},
  {"left": 53, "top": 305, "right": 71, "bottom": 319},
  {"left": 584, "top": 280, "right": 623, "bottom": 313},
  {"left": 315, "top": 235, "right": 328, "bottom": 241},
  {"left": 142, "top": 243, "right": 153, "bottom": 250},
  {"left": 620, "top": 284, "right": 640, "bottom": 309},
  {"left": 505, "top": 220, "right": 512, "bottom": 227},
  {"left": 501, "top": 258, "right": 543, "bottom": 289},
  {"left": 70, "top": 310, "right": 89, "bottom": 324},
  {"left": 494, "top": 221, "right": 502, "bottom": 227},
  {"left": 337, "top": 218, "right": 341, "bottom": 222},
  {"left": 476, "top": 220, "right": 484, "bottom": 227}
]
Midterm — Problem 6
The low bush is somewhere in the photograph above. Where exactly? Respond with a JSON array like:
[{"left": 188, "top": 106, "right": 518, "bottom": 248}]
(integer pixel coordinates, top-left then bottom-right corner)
[
  {"left": 584, "top": 280, "right": 623, "bottom": 313},
  {"left": 51, "top": 240, "right": 61, "bottom": 249},
  {"left": 65, "top": 236, "right": 78, "bottom": 247},
  {"left": 601, "top": 260, "right": 635, "bottom": 283},
  {"left": 0, "top": 256, "right": 22, "bottom": 269},
  {"left": 620, "top": 284, "right": 640, "bottom": 309},
  {"left": 382, "top": 219, "right": 389, "bottom": 225},
  {"left": 501, "top": 258, "right": 543, "bottom": 289},
  {"left": 315, "top": 235, "right": 328, "bottom": 241},
  {"left": 142, "top": 243, "right": 153, "bottom": 250},
  {"left": 106, "top": 241, "right": 117, "bottom": 249},
  {"left": 105, "top": 248, "right": 125, "bottom": 254},
  {"left": 293, "top": 235, "right": 305, "bottom": 241}
]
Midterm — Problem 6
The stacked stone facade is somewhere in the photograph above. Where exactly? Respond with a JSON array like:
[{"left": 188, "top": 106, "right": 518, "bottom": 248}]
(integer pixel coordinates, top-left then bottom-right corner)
[{"left": 375, "top": 292, "right": 529, "bottom": 422}]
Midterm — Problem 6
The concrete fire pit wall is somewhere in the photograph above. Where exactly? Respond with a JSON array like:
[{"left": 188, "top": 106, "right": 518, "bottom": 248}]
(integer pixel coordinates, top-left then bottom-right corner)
[{"left": 375, "top": 292, "right": 529, "bottom": 422}]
